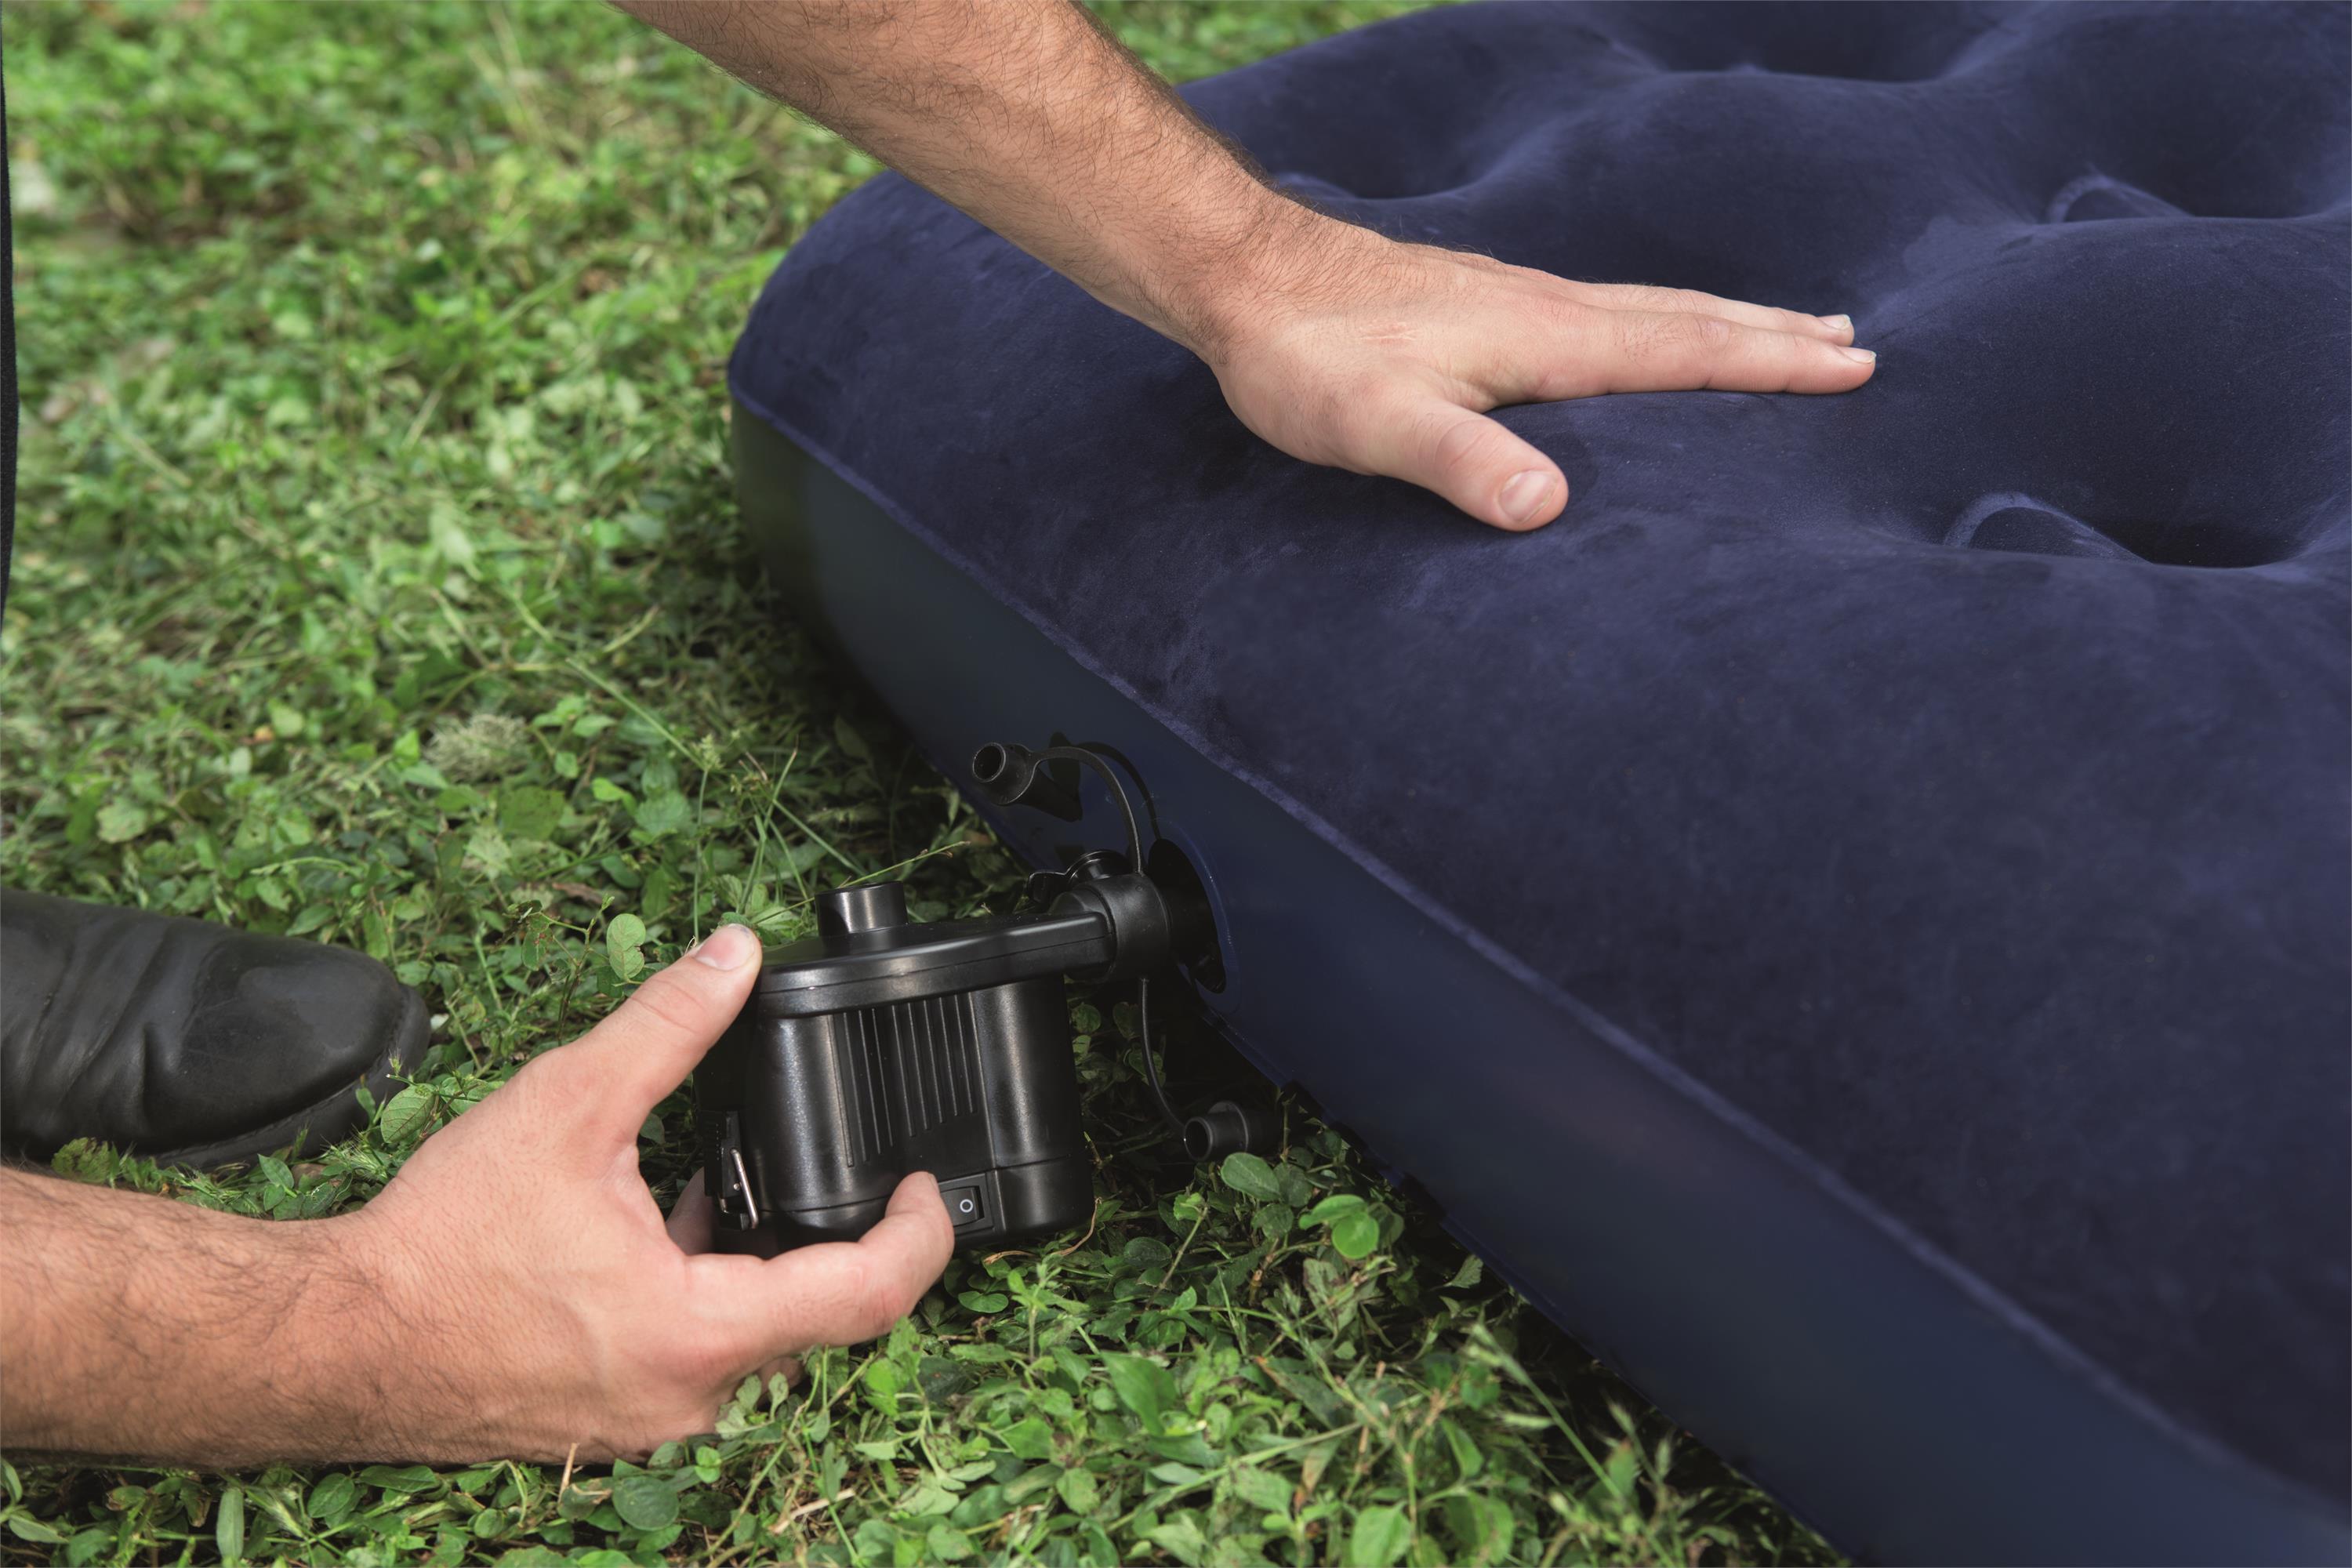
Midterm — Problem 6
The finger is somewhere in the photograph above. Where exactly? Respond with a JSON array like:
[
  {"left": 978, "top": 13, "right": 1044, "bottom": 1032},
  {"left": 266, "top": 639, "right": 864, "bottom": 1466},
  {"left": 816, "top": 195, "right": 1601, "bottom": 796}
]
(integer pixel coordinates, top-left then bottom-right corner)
[
  {"left": 551, "top": 923, "right": 762, "bottom": 1146},
  {"left": 1582, "top": 310, "right": 1876, "bottom": 396},
  {"left": 1566, "top": 280, "right": 1853, "bottom": 343},
  {"left": 1357, "top": 397, "right": 1569, "bottom": 532},
  {"left": 667, "top": 1170, "right": 717, "bottom": 1254},
  {"left": 701, "top": 1171, "right": 955, "bottom": 1357}
]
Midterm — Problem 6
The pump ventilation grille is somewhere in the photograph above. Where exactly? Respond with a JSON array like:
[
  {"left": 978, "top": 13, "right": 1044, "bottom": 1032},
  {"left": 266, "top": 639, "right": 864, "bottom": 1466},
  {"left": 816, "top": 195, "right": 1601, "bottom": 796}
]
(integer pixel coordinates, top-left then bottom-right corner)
[{"left": 834, "top": 992, "right": 982, "bottom": 1166}]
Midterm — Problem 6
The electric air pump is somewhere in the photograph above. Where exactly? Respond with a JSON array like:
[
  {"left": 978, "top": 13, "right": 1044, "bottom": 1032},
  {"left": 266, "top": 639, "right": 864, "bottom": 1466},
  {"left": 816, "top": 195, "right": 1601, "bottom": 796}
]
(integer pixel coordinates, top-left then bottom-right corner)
[{"left": 697, "top": 741, "right": 1272, "bottom": 1254}]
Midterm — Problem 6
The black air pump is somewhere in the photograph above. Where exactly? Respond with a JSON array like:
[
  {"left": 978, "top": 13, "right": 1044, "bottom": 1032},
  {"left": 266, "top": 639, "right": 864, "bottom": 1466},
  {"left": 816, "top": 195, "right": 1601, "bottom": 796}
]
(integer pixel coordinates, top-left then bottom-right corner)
[{"left": 698, "top": 741, "right": 1272, "bottom": 1254}]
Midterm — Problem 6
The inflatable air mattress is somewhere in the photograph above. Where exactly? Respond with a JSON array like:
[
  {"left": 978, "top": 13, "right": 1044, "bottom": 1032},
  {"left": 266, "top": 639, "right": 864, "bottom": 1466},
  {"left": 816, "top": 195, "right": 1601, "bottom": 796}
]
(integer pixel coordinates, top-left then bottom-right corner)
[{"left": 724, "top": 4, "right": 2350, "bottom": 1559}]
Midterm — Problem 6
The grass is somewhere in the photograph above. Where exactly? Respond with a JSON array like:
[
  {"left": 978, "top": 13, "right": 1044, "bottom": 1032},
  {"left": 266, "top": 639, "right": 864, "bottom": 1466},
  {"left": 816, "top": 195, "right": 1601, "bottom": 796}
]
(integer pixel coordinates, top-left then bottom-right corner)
[{"left": 0, "top": 4, "right": 1838, "bottom": 1563}]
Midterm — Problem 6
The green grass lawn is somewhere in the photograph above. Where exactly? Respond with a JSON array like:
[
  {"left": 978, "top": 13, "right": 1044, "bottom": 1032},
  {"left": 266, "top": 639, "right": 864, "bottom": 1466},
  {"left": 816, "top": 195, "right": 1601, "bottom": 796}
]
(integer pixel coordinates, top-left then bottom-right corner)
[{"left": 0, "top": 5, "right": 1837, "bottom": 1563}]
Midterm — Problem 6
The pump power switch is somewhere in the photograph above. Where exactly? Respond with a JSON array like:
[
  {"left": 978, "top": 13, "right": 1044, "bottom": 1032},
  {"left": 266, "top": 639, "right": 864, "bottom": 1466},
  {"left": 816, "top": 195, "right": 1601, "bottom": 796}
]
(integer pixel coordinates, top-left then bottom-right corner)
[{"left": 940, "top": 1181, "right": 986, "bottom": 1229}]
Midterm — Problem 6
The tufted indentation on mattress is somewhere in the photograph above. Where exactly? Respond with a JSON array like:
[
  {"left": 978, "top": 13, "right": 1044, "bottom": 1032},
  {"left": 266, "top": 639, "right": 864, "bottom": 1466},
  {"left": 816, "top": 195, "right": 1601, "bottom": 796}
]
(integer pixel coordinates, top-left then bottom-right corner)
[
  {"left": 2045, "top": 172, "right": 2190, "bottom": 224},
  {"left": 1944, "top": 493, "right": 2142, "bottom": 561},
  {"left": 1595, "top": 1, "right": 2028, "bottom": 83},
  {"left": 1927, "top": 477, "right": 2332, "bottom": 570}
]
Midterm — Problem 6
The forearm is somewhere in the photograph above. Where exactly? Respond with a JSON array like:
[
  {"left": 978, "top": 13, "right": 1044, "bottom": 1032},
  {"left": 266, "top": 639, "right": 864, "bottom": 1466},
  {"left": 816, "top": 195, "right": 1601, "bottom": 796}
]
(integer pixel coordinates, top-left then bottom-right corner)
[
  {"left": 2, "top": 934, "right": 949, "bottom": 1468},
  {"left": 616, "top": 0, "right": 1870, "bottom": 532},
  {"left": 616, "top": 0, "right": 1328, "bottom": 355},
  {"left": 0, "top": 1168, "right": 391, "bottom": 1465}
]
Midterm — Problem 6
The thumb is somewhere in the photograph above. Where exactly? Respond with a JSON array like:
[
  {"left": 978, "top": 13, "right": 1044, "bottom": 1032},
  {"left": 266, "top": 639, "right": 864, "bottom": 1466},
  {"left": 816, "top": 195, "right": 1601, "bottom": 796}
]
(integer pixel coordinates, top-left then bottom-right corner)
[
  {"left": 1367, "top": 398, "right": 1568, "bottom": 532},
  {"left": 700, "top": 1171, "right": 956, "bottom": 1358},
  {"left": 557, "top": 922, "right": 762, "bottom": 1145}
]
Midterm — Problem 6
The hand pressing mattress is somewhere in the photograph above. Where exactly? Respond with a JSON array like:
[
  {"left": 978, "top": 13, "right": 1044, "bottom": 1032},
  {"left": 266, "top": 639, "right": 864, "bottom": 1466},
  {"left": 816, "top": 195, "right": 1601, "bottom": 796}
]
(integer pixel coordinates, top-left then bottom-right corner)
[{"left": 725, "top": 3, "right": 2350, "bottom": 1559}]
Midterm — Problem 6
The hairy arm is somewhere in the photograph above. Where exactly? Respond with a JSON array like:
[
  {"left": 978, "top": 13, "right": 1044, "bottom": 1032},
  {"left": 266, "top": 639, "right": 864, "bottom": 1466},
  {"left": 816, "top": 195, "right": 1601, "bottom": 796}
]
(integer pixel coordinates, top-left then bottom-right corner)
[
  {"left": 621, "top": 0, "right": 1283, "bottom": 354},
  {"left": 0, "top": 926, "right": 953, "bottom": 1465},
  {"left": 619, "top": 0, "right": 1875, "bottom": 530},
  {"left": 0, "top": 1167, "right": 393, "bottom": 1465}
]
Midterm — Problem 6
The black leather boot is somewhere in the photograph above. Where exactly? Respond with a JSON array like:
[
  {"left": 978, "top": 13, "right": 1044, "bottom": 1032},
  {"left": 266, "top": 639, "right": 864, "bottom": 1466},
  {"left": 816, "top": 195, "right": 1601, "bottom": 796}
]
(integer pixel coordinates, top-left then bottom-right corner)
[{"left": 1, "top": 890, "right": 426, "bottom": 1169}]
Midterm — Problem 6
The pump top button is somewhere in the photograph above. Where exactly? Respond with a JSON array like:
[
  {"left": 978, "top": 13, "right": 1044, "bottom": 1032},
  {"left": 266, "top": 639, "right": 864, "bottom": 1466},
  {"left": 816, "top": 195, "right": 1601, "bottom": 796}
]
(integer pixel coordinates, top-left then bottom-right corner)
[{"left": 817, "top": 882, "right": 909, "bottom": 936}]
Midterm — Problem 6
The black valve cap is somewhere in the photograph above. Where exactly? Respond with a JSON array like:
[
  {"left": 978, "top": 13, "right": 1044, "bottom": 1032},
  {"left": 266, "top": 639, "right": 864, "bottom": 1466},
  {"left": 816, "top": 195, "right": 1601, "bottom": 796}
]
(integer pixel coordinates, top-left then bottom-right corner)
[
  {"left": 817, "top": 881, "right": 908, "bottom": 936},
  {"left": 971, "top": 742, "right": 1082, "bottom": 820},
  {"left": 1183, "top": 1099, "right": 1277, "bottom": 1161},
  {"left": 1068, "top": 848, "right": 1127, "bottom": 883}
]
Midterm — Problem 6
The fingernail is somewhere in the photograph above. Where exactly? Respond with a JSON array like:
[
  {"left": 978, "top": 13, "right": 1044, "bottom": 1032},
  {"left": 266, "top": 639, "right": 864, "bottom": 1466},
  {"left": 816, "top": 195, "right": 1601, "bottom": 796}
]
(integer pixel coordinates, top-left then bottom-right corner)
[
  {"left": 1837, "top": 345, "right": 1876, "bottom": 365},
  {"left": 1499, "top": 470, "right": 1554, "bottom": 524},
  {"left": 1819, "top": 313, "right": 1852, "bottom": 332},
  {"left": 691, "top": 923, "right": 757, "bottom": 969}
]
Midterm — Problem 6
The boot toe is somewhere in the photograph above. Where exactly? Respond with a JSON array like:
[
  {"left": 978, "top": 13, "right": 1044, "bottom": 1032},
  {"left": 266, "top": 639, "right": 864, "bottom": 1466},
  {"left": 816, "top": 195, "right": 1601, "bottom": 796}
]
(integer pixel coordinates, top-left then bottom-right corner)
[{"left": 3, "top": 890, "right": 430, "bottom": 1168}]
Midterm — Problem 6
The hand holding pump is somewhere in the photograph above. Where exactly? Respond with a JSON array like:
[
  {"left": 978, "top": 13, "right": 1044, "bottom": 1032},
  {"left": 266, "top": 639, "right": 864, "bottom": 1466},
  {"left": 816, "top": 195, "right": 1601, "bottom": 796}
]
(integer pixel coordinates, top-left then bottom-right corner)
[{"left": 697, "top": 741, "right": 1270, "bottom": 1254}]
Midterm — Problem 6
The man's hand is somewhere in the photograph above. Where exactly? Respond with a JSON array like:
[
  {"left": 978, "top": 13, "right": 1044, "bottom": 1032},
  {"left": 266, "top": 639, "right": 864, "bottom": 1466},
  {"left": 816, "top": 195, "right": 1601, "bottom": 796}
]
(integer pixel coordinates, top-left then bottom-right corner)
[
  {"left": 619, "top": 0, "right": 1874, "bottom": 533},
  {"left": 1194, "top": 216, "right": 1872, "bottom": 531},
  {"left": 346, "top": 921, "right": 953, "bottom": 1461},
  {"left": 0, "top": 924, "right": 953, "bottom": 1465}
]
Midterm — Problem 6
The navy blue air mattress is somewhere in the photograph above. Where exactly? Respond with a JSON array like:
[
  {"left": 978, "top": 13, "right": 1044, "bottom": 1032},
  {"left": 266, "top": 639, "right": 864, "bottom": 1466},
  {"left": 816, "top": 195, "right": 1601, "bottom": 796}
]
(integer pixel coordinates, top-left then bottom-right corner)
[{"left": 724, "top": 5, "right": 2350, "bottom": 1561}]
